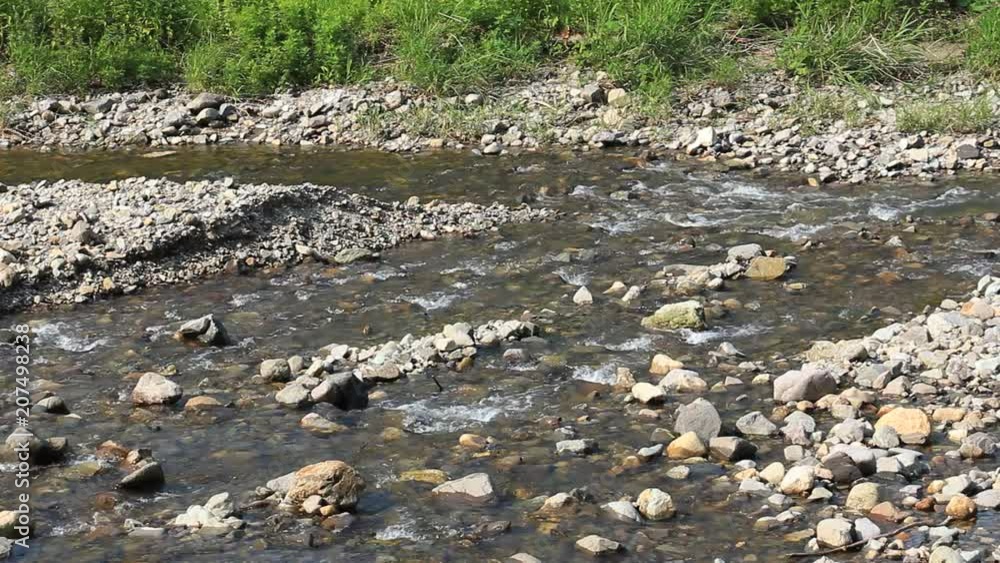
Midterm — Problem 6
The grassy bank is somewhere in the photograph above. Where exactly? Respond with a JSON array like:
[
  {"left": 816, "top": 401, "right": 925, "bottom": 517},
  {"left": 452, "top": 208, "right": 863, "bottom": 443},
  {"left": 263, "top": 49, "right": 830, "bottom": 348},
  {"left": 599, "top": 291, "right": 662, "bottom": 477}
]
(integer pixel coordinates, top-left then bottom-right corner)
[{"left": 0, "top": 1, "right": 998, "bottom": 98}]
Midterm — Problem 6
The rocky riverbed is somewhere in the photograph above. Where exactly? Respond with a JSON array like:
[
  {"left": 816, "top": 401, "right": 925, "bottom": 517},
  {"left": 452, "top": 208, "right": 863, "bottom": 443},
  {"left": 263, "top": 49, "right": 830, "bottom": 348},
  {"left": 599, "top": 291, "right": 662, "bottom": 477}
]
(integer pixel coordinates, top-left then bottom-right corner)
[
  {"left": 2, "top": 69, "right": 1000, "bottom": 185},
  {"left": 2, "top": 149, "right": 1000, "bottom": 562},
  {"left": 0, "top": 176, "right": 552, "bottom": 312}
]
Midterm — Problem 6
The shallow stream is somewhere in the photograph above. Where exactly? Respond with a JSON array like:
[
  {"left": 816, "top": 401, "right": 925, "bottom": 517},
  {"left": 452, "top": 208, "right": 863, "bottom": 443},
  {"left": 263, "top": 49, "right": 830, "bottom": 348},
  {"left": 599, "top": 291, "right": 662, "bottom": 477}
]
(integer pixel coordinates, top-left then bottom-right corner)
[{"left": 1, "top": 148, "right": 999, "bottom": 561}]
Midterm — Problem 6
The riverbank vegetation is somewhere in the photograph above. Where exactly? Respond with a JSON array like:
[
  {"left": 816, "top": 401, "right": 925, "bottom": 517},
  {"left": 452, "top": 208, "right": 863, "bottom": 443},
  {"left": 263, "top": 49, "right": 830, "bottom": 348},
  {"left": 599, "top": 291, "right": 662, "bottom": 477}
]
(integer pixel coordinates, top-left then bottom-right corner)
[{"left": 0, "top": 0, "right": 998, "bottom": 98}]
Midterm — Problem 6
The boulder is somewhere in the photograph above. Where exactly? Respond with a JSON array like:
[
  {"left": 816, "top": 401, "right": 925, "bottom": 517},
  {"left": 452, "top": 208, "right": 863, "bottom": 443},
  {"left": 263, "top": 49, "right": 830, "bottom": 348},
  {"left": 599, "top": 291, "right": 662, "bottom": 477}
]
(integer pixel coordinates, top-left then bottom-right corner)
[
  {"left": 131, "top": 373, "right": 182, "bottom": 405},
  {"left": 284, "top": 460, "right": 365, "bottom": 511},
  {"left": 736, "top": 411, "right": 778, "bottom": 436},
  {"left": 641, "top": 301, "right": 706, "bottom": 331},
  {"left": 816, "top": 518, "right": 854, "bottom": 548},
  {"left": 659, "top": 369, "right": 707, "bottom": 393},
  {"left": 674, "top": 398, "right": 721, "bottom": 443},
  {"left": 637, "top": 488, "right": 675, "bottom": 520},
  {"left": 772, "top": 366, "right": 837, "bottom": 403},
  {"left": 745, "top": 256, "right": 786, "bottom": 280},
  {"left": 667, "top": 432, "right": 707, "bottom": 459},
  {"left": 175, "top": 314, "right": 230, "bottom": 346},
  {"left": 631, "top": 382, "right": 665, "bottom": 404},
  {"left": 845, "top": 482, "right": 882, "bottom": 512},
  {"left": 709, "top": 437, "right": 757, "bottom": 461},
  {"left": 575, "top": 535, "right": 620, "bottom": 556},
  {"left": 780, "top": 466, "right": 815, "bottom": 496},
  {"left": 310, "top": 372, "right": 369, "bottom": 410},
  {"left": 874, "top": 408, "right": 930, "bottom": 445}
]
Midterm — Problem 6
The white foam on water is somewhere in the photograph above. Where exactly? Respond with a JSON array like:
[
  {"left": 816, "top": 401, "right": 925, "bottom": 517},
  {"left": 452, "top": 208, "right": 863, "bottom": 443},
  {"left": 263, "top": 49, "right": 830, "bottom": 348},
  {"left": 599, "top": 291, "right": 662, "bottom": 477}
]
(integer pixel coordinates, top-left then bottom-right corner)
[
  {"left": 586, "top": 217, "right": 642, "bottom": 235},
  {"left": 583, "top": 335, "right": 655, "bottom": 352},
  {"left": 571, "top": 363, "right": 618, "bottom": 385},
  {"left": 371, "top": 268, "right": 406, "bottom": 281},
  {"left": 375, "top": 510, "right": 425, "bottom": 541},
  {"left": 391, "top": 391, "right": 534, "bottom": 434},
  {"left": 570, "top": 185, "right": 597, "bottom": 197},
  {"left": 402, "top": 292, "right": 461, "bottom": 311},
  {"left": 663, "top": 212, "right": 729, "bottom": 228},
  {"left": 229, "top": 292, "right": 260, "bottom": 307},
  {"left": 34, "top": 322, "right": 108, "bottom": 353},
  {"left": 867, "top": 203, "right": 901, "bottom": 221},
  {"left": 554, "top": 267, "right": 590, "bottom": 286},
  {"left": 758, "top": 223, "right": 826, "bottom": 240},
  {"left": 678, "top": 323, "right": 768, "bottom": 345}
]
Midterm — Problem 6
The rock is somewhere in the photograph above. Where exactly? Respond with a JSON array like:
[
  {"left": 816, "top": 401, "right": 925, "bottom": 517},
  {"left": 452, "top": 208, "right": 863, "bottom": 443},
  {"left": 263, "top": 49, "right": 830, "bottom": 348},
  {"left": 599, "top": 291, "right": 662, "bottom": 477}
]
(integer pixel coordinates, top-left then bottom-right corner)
[
  {"left": 400, "top": 469, "right": 449, "bottom": 485},
  {"left": 556, "top": 439, "right": 597, "bottom": 456},
  {"left": 275, "top": 383, "right": 311, "bottom": 408},
  {"left": 974, "top": 490, "right": 1000, "bottom": 509},
  {"left": 384, "top": 90, "right": 405, "bottom": 110},
  {"left": 650, "top": 353, "right": 684, "bottom": 374},
  {"left": 728, "top": 244, "right": 763, "bottom": 262},
  {"left": 674, "top": 399, "right": 721, "bottom": 443},
  {"left": 259, "top": 359, "right": 291, "bottom": 382},
  {"left": 637, "top": 488, "right": 675, "bottom": 520},
  {"left": 602, "top": 500, "right": 642, "bottom": 523},
  {"left": 573, "top": 286, "right": 593, "bottom": 305},
  {"left": 186, "top": 93, "right": 225, "bottom": 112},
  {"left": 185, "top": 396, "right": 222, "bottom": 410},
  {"left": 510, "top": 554, "right": 542, "bottom": 563},
  {"left": 874, "top": 408, "right": 930, "bottom": 445},
  {"left": 667, "top": 431, "right": 707, "bottom": 459},
  {"left": 284, "top": 461, "right": 365, "bottom": 511},
  {"left": 310, "top": 372, "right": 368, "bottom": 410},
  {"left": 641, "top": 301, "right": 706, "bottom": 331},
  {"left": 432, "top": 473, "right": 495, "bottom": 502},
  {"left": 118, "top": 461, "right": 165, "bottom": 491},
  {"left": 959, "top": 432, "right": 996, "bottom": 459},
  {"left": 845, "top": 482, "right": 882, "bottom": 512},
  {"left": 34, "top": 395, "right": 69, "bottom": 414},
  {"left": 131, "top": 373, "right": 182, "bottom": 405},
  {"left": 780, "top": 466, "right": 815, "bottom": 496},
  {"left": 945, "top": 494, "right": 976, "bottom": 520},
  {"left": 736, "top": 411, "right": 778, "bottom": 436},
  {"left": 854, "top": 517, "right": 880, "bottom": 541},
  {"left": 580, "top": 84, "right": 606, "bottom": 104},
  {"left": 930, "top": 546, "right": 964, "bottom": 563},
  {"left": 816, "top": 518, "right": 854, "bottom": 548},
  {"left": 334, "top": 247, "right": 376, "bottom": 264},
  {"left": 300, "top": 413, "right": 347, "bottom": 433},
  {"left": 175, "top": 314, "right": 230, "bottom": 346},
  {"left": 631, "top": 382, "right": 665, "bottom": 404},
  {"left": 195, "top": 107, "right": 221, "bottom": 126},
  {"left": 773, "top": 366, "right": 837, "bottom": 402},
  {"left": 607, "top": 88, "right": 629, "bottom": 107},
  {"left": 745, "top": 256, "right": 787, "bottom": 280},
  {"left": 659, "top": 369, "right": 707, "bottom": 392},
  {"left": 709, "top": 437, "right": 757, "bottom": 461},
  {"left": 575, "top": 535, "right": 620, "bottom": 556}
]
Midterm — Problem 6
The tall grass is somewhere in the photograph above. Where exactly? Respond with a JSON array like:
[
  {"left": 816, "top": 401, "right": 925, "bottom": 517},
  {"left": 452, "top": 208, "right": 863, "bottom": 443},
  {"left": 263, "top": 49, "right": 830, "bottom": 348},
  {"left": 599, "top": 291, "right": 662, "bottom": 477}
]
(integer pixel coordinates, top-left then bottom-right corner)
[
  {"left": 967, "top": 5, "right": 1000, "bottom": 76},
  {"left": 778, "top": 0, "right": 928, "bottom": 83},
  {"left": 0, "top": 0, "right": 997, "bottom": 96}
]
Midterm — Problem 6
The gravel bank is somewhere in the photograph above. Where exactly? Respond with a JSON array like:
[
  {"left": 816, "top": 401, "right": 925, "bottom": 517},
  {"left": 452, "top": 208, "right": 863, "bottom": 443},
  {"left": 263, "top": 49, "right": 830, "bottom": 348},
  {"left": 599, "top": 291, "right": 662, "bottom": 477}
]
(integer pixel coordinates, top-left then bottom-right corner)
[
  {"left": 2, "top": 69, "right": 999, "bottom": 184},
  {"left": 0, "top": 177, "right": 553, "bottom": 312}
]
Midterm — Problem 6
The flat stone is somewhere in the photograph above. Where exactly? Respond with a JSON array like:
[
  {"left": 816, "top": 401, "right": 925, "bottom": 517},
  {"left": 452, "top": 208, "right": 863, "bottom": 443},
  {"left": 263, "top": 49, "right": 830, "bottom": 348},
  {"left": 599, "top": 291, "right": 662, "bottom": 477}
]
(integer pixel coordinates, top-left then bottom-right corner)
[{"left": 432, "top": 473, "right": 495, "bottom": 501}]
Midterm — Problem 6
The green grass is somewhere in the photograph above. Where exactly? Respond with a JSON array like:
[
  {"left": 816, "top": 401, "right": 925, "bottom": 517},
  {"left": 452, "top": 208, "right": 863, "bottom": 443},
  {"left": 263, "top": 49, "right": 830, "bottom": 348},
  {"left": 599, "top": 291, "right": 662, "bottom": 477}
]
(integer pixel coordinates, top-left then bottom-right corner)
[
  {"left": 896, "top": 97, "right": 995, "bottom": 133},
  {"left": 967, "top": 5, "right": 1000, "bottom": 76},
  {"left": 1, "top": 1, "right": 999, "bottom": 97},
  {"left": 777, "top": 0, "right": 929, "bottom": 83},
  {"left": 787, "top": 87, "right": 875, "bottom": 129}
]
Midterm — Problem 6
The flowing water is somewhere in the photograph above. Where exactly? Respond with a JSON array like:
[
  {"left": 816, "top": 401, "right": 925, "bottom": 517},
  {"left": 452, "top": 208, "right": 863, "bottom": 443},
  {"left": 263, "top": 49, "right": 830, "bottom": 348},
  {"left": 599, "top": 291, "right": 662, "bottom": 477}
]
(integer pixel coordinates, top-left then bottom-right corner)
[{"left": 2, "top": 147, "right": 1000, "bottom": 562}]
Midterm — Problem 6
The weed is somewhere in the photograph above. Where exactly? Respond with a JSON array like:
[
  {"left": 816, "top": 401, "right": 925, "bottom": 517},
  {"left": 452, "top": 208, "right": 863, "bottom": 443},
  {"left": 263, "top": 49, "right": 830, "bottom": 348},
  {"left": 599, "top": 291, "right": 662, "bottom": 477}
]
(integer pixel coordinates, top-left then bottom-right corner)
[{"left": 897, "top": 97, "right": 995, "bottom": 133}]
